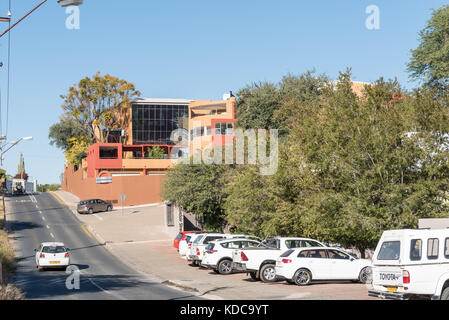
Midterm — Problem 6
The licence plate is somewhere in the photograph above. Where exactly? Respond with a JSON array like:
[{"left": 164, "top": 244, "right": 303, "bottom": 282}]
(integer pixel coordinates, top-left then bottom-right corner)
[
  {"left": 50, "top": 261, "right": 60, "bottom": 264},
  {"left": 387, "top": 286, "right": 397, "bottom": 293}
]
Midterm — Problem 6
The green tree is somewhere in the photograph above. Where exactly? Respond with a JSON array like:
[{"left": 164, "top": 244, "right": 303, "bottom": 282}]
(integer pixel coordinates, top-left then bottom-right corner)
[
  {"left": 49, "top": 73, "right": 140, "bottom": 165},
  {"left": 162, "top": 163, "right": 231, "bottom": 231},
  {"left": 235, "top": 81, "right": 281, "bottom": 130},
  {"left": 48, "top": 117, "right": 89, "bottom": 151},
  {"left": 147, "top": 146, "right": 166, "bottom": 159},
  {"left": 408, "top": 5, "right": 449, "bottom": 89},
  {"left": 17, "top": 153, "right": 25, "bottom": 176}
]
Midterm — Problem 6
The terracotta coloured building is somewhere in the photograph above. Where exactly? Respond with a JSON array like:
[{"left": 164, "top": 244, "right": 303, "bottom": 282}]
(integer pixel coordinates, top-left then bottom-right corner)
[{"left": 62, "top": 96, "right": 236, "bottom": 206}]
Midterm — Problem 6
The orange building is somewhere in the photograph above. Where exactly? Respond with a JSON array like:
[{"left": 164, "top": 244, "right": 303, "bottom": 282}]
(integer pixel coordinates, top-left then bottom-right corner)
[{"left": 62, "top": 96, "right": 236, "bottom": 206}]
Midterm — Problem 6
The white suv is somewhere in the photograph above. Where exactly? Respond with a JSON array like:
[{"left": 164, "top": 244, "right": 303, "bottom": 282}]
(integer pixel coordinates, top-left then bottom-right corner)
[
  {"left": 202, "top": 238, "right": 261, "bottom": 274},
  {"left": 369, "top": 229, "right": 449, "bottom": 300}
]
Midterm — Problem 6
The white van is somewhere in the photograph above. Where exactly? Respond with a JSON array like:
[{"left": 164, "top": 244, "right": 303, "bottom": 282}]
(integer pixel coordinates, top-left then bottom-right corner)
[{"left": 369, "top": 229, "right": 449, "bottom": 300}]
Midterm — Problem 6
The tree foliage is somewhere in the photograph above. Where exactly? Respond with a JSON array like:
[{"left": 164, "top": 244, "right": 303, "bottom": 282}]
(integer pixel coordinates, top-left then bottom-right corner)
[
  {"left": 227, "top": 71, "right": 449, "bottom": 255},
  {"left": 162, "top": 163, "right": 231, "bottom": 231},
  {"left": 49, "top": 73, "right": 140, "bottom": 165},
  {"left": 408, "top": 5, "right": 449, "bottom": 89}
]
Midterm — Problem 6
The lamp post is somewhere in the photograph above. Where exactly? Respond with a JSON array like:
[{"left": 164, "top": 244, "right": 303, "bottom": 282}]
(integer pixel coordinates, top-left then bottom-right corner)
[{"left": 0, "top": 136, "right": 33, "bottom": 166}]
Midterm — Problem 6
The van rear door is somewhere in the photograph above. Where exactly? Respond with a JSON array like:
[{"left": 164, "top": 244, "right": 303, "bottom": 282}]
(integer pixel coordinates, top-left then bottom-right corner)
[{"left": 372, "top": 239, "right": 404, "bottom": 290}]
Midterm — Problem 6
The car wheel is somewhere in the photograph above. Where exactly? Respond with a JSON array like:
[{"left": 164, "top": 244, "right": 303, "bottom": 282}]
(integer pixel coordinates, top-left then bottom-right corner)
[
  {"left": 441, "top": 287, "right": 449, "bottom": 300},
  {"left": 213, "top": 269, "right": 220, "bottom": 274},
  {"left": 294, "top": 268, "right": 312, "bottom": 286},
  {"left": 260, "top": 264, "right": 277, "bottom": 283},
  {"left": 359, "top": 266, "right": 372, "bottom": 284},
  {"left": 107, "top": 206, "right": 112, "bottom": 212},
  {"left": 249, "top": 272, "right": 260, "bottom": 281},
  {"left": 88, "top": 208, "right": 93, "bottom": 214},
  {"left": 218, "top": 259, "right": 233, "bottom": 275}
]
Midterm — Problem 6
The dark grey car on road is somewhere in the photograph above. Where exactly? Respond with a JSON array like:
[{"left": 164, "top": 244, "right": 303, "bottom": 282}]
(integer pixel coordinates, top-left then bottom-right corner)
[{"left": 77, "top": 199, "right": 113, "bottom": 214}]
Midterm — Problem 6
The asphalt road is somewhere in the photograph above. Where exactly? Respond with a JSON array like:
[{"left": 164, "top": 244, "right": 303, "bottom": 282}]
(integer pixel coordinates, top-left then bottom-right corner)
[{"left": 5, "top": 192, "right": 202, "bottom": 300}]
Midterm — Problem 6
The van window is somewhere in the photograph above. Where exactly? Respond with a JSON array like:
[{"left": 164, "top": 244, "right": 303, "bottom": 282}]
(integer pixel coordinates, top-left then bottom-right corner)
[
  {"left": 445, "top": 238, "right": 449, "bottom": 259},
  {"left": 204, "top": 236, "right": 224, "bottom": 244},
  {"left": 427, "top": 238, "right": 439, "bottom": 260},
  {"left": 410, "top": 239, "right": 422, "bottom": 261},
  {"left": 377, "top": 241, "right": 400, "bottom": 260}
]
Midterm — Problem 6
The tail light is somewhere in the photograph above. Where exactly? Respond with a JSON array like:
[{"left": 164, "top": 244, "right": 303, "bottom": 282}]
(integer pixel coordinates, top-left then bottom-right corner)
[
  {"left": 282, "top": 259, "right": 292, "bottom": 264},
  {"left": 206, "top": 250, "right": 218, "bottom": 254},
  {"left": 188, "top": 242, "right": 192, "bottom": 248},
  {"left": 40, "top": 253, "right": 45, "bottom": 258},
  {"left": 241, "top": 252, "right": 249, "bottom": 261},
  {"left": 65, "top": 253, "right": 70, "bottom": 258},
  {"left": 196, "top": 248, "right": 200, "bottom": 256},
  {"left": 403, "top": 270, "right": 410, "bottom": 284}
]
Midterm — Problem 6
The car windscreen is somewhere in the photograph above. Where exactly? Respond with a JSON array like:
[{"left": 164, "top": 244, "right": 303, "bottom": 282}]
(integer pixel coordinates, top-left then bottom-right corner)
[
  {"left": 377, "top": 241, "right": 401, "bottom": 260},
  {"left": 175, "top": 233, "right": 183, "bottom": 240},
  {"left": 42, "top": 246, "right": 67, "bottom": 253},
  {"left": 193, "top": 235, "right": 204, "bottom": 244},
  {"left": 280, "top": 249, "right": 294, "bottom": 257}
]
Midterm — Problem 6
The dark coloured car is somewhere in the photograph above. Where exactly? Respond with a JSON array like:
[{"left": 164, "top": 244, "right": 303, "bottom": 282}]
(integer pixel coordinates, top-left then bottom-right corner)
[{"left": 77, "top": 199, "right": 113, "bottom": 214}]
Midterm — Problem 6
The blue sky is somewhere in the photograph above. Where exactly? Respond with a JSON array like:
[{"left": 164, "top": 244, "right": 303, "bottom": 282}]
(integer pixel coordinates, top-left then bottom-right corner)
[{"left": 0, "top": 0, "right": 447, "bottom": 184}]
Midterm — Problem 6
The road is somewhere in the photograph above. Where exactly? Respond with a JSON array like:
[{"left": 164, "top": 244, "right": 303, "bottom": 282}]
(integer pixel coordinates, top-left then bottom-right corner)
[{"left": 5, "top": 192, "right": 202, "bottom": 300}]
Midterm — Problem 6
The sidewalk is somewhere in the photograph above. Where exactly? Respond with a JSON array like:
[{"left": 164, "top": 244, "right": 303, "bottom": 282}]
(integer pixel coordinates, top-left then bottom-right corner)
[{"left": 51, "top": 190, "right": 376, "bottom": 300}]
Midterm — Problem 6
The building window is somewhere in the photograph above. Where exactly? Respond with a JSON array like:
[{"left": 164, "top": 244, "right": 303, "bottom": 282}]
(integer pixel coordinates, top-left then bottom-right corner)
[
  {"left": 99, "top": 147, "right": 118, "bottom": 159},
  {"left": 132, "top": 104, "right": 189, "bottom": 145},
  {"left": 166, "top": 203, "right": 174, "bottom": 226},
  {"left": 214, "top": 122, "right": 234, "bottom": 135}
]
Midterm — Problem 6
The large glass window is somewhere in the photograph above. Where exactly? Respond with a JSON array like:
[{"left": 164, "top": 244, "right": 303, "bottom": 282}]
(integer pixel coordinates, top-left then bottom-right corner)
[{"left": 132, "top": 104, "right": 189, "bottom": 145}]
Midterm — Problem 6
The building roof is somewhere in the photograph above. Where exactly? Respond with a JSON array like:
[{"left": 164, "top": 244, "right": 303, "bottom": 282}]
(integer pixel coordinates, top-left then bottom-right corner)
[{"left": 131, "top": 98, "right": 192, "bottom": 105}]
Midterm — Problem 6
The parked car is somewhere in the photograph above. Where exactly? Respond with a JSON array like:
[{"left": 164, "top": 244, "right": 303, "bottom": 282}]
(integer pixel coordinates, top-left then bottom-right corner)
[
  {"left": 77, "top": 199, "right": 113, "bottom": 214},
  {"left": 232, "top": 237, "right": 326, "bottom": 283},
  {"left": 202, "top": 238, "right": 261, "bottom": 274},
  {"left": 188, "top": 233, "right": 229, "bottom": 266},
  {"left": 173, "top": 230, "right": 204, "bottom": 250},
  {"left": 35, "top": 242, "right": 70, "bottom": 270},
  {"left": 275, "top": 247, "right": 372, "bottom": 286},
  {"left": 369, "top": 229, "right": 449, "bottom": 300}
]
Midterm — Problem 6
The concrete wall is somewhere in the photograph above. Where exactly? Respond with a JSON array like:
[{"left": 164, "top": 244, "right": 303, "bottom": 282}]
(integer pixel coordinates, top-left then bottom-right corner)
[
  {"left": 419, "top": 218, "right": 449, "bottom": 229},
  {"left": 62, "top": 165, "right": 165, "bottom": 206}
]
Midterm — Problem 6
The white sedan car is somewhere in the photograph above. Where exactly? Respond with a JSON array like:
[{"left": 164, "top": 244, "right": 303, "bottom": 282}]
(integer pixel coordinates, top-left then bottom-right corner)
[
  {"left": 35, "top": 242, "right": 71, "bottom": 270},
  {"left": 202, "top": 238, "right": 261, "bottom": 274},
  {"left": 275, "top": 247, "right": 372, "bottom": 285}
]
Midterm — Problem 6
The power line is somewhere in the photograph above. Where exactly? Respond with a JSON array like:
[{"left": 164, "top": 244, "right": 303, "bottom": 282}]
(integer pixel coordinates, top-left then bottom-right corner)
[{"left": 5, "top": 0, "right": 11, "bottom": 138}]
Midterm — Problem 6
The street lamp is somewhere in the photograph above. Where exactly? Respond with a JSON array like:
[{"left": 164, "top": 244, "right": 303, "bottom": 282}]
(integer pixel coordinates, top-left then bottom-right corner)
[{"left": 0, "top": 136, "right": 33, "bottom": 166}]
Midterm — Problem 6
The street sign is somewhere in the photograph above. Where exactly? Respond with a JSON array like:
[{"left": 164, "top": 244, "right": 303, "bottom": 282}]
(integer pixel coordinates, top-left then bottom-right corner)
[{"left": 96, "top": 177, "right": 112, "bottom": 184}]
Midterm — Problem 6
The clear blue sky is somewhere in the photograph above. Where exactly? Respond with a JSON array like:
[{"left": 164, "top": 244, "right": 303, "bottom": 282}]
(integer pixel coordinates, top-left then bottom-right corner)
[{"left": 0, "top": 0, "right": 446, "bottom": 184}]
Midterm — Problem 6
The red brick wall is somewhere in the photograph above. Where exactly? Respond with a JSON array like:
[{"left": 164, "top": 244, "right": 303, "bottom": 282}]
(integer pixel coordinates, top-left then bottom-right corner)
[{"left": 62, "top": 165, "right": 165, "bottom": 206}]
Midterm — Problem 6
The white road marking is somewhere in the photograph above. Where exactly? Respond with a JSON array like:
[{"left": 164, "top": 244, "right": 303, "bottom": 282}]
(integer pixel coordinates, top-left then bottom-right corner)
[
  {"left": 50, "top": 233, "right": 55, "bottom": 238},
  {"left": 42, "top": 216, "right": 46, "bottom": 221},
  {"left": 46, "top": 225, "right": 50, "bottom": 229},
  {"left": 93, "top": 214, "right": 103, "bottom": 221}
]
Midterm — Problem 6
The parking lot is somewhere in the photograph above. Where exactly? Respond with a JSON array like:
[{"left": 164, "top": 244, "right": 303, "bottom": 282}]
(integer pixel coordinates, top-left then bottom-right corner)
[{"left": 53, "top": 190, "right": 378, "bottom": 300}]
